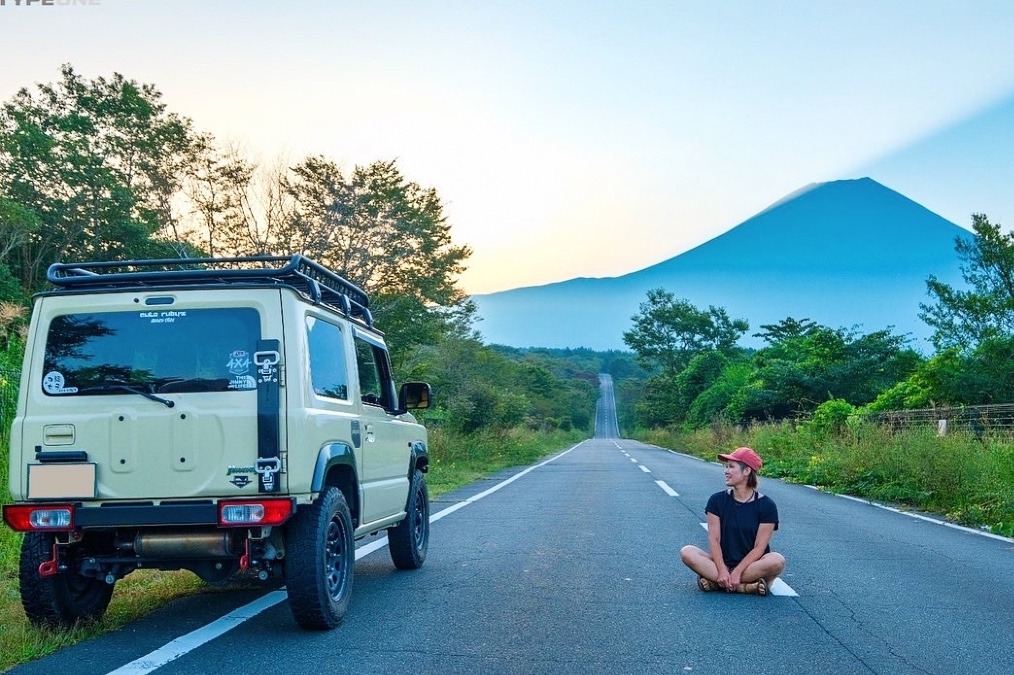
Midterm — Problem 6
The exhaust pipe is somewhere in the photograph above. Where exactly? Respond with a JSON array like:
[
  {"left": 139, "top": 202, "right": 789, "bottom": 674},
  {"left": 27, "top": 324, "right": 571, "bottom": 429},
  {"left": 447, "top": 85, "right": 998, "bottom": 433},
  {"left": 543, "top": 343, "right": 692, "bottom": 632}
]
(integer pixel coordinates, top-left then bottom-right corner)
[{"left": 131, "top": 530, "right": 240, "bottom": 559}]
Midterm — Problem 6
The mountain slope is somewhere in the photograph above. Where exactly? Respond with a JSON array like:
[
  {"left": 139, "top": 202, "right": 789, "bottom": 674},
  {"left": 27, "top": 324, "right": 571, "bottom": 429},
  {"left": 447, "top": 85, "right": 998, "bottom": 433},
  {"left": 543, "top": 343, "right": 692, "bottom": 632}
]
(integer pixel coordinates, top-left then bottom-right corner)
[{"left": 471, "top": 178, "right": 972, "bottom": 350}]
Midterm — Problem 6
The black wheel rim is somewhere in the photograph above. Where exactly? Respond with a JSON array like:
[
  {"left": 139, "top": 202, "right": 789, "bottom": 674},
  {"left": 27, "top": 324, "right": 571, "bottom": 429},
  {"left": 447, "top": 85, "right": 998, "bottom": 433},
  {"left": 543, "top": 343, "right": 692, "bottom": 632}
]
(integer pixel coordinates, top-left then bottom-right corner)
[
  {"left": 324, "top": 514, "right": 349, "bottom": 600},
  {"left": 411, "top": 487, "right": 428, "bottom": 549}
]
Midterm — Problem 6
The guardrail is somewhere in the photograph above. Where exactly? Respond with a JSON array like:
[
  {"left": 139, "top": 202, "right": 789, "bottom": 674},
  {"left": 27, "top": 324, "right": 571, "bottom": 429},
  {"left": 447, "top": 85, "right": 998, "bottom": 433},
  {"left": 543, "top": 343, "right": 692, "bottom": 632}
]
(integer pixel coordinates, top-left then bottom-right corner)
[{"left": 868, "top": 403, "right": 1014, "bottom": 435}]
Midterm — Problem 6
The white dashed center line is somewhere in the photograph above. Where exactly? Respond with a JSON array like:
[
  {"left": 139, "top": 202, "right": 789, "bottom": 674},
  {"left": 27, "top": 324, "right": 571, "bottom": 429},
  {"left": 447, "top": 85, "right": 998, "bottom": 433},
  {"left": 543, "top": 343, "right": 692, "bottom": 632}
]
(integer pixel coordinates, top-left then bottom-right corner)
[{"left": 655, "top": 480, "right": 679, "bottom": 497}]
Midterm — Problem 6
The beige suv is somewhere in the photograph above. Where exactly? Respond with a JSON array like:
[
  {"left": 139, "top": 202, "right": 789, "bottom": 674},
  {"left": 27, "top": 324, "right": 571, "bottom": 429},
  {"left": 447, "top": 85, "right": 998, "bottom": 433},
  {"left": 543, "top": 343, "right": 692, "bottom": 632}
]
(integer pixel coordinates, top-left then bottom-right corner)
[{"left": 3, "top": 256, "right": 432, "bottom": 630}]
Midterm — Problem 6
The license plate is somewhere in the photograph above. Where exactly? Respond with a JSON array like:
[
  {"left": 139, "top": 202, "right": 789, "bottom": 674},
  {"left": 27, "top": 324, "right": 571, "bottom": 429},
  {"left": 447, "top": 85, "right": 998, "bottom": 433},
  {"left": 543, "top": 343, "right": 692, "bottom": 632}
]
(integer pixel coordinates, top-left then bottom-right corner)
[{"left": 27, "top": 463, "right": 96, "bottom": 500}]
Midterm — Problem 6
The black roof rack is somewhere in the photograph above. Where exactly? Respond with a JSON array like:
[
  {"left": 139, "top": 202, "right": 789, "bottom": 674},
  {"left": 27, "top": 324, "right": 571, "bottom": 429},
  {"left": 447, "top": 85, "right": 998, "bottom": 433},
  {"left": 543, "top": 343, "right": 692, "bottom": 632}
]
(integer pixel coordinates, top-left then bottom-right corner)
[{"left": 46, "top": 255, "right": 374, "bottom": 327}]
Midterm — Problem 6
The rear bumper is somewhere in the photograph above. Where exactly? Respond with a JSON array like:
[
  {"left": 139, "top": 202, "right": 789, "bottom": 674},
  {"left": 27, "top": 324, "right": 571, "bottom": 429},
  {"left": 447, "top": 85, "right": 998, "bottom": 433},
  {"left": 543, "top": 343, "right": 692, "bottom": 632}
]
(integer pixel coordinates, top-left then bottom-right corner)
[{"left": 74, "top": 502, "right": 219, "bottom": 528}]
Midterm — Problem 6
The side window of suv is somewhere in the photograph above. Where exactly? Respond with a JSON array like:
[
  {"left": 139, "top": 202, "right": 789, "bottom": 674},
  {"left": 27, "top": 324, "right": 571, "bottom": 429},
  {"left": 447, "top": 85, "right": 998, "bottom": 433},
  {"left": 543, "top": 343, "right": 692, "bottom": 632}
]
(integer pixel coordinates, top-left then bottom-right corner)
[
  {"left": 306, "top": 316, "right": 349, "bottom": 400},
  {"left": 354, "top": 335, "right": 396, "bottom": 411}
]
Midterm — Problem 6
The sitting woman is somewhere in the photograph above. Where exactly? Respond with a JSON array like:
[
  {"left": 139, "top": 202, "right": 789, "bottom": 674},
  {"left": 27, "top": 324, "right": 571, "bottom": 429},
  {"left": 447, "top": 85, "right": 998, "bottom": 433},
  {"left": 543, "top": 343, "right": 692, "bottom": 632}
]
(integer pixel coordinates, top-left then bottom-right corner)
[{"left": 680, "top": 446, "right": 785, "bottom": 595}]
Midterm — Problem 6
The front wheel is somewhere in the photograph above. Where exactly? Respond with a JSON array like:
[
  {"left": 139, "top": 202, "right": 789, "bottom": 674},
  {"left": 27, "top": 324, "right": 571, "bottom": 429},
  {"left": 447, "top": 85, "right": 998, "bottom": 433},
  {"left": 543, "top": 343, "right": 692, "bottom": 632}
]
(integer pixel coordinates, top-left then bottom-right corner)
[
  {"left": 284, "top": 488, "right": 355, "bottom": 630},
  {"left": 19, "top": 532, "right": 114, "bottom": 628},
  {"left": 388, "top": 469, "right": 429, "bottom": 570}
]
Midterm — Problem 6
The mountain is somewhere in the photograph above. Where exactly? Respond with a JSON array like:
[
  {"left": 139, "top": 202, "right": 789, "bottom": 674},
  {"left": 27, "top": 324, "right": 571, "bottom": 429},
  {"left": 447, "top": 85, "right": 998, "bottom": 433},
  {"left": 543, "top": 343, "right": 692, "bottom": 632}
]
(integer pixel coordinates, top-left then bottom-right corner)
[{"left": 470, "top": 178, "right": 972, "bottom": 351}]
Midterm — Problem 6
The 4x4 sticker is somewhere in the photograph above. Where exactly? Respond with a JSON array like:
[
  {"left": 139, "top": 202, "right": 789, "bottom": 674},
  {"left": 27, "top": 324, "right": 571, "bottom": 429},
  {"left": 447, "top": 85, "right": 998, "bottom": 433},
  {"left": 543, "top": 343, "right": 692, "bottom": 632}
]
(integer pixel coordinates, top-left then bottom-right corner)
[
  {"left": 228, "top": 350, "right": 251, "bottom": 375},
  {"left": 42, "top": 371, "right": 78, "bottom": 395}
]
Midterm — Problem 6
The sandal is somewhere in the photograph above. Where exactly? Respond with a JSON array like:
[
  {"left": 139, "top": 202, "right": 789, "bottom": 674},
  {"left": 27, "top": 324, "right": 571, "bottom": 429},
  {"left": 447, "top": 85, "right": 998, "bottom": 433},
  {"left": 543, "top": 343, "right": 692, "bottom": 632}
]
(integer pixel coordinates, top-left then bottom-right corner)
[
  {"left": 737, "top": 578, "right": 768, "bottom": 596},
  {"left": 698, "top": 576, "right": 721, "bottom": 592}
]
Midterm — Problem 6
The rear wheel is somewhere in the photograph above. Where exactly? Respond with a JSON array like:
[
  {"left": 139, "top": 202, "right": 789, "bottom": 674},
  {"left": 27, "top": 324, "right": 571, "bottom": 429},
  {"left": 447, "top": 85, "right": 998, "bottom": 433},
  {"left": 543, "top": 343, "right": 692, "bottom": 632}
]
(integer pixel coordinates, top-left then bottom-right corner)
[
  {"left": 19, "top": 532, "right": 114, "bottom": 628},
  {"left": 284, "top": 488, "right": 354, "bottom": 630},
  {"left": 388, "top": 469, "right": 429, "bottom": 570}
]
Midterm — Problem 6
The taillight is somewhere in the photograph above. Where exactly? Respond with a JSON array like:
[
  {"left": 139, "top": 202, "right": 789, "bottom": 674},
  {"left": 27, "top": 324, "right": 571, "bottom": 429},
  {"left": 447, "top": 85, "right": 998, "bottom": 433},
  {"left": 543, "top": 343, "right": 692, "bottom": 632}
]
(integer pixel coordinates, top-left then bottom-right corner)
[
  {"left": 3, "top": 504, "right": 75, "bottom": 532},
  {"left": 218, "top": 499, "right": 294, "bottom": 527}
]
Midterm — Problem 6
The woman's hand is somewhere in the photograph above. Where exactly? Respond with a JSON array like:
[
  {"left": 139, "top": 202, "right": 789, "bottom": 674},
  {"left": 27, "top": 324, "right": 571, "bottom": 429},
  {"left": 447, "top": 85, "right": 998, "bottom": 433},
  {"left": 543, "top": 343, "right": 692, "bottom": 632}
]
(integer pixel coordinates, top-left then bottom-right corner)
[{"left": 726, "top": 569, "right": 742, "bottom": 590}]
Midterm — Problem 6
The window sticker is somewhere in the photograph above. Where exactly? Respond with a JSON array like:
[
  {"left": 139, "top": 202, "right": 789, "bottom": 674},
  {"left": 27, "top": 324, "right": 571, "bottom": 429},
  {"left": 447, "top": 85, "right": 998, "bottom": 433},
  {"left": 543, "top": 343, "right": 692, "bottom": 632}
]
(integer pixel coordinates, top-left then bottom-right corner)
[
  {"left": 42, "top": 371, "right": 78, "bottom": 395},
  {"left": 228, "top": 375, "right": 257, "bottom": 390},
  {"left": 138, "top": 310, "right": 188, "bottom": 325},
  {"left": 227, "top": 350, "right": 251, "bottom": 375}
]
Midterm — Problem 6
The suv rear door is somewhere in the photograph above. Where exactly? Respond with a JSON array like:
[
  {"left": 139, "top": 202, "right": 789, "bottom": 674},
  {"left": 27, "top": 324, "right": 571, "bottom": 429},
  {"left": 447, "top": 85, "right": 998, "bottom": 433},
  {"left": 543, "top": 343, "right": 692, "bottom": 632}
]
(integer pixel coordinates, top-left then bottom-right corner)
[{"left": 13, "top": 293, "right": 277, "bottom": 501}]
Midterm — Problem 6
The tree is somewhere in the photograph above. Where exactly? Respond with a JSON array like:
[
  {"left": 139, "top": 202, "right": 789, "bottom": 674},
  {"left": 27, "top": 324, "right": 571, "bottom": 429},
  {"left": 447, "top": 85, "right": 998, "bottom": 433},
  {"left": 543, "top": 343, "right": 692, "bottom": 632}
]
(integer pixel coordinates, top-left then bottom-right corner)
[
  {"left": 623, "top": 288, "right": 748, "bottom": 375},
  {"left": 753, "top": 317, "right": 818, "bottom": 343},
  {"left": 920, "top": 214, "right": 1014, "bottom": 351},
  {"left": 739, "top": 324, "right": 920, "bottom": 421},
  {"left": 685, "top": 360, "right": 752, "bottom": 428},
  {"left": 184, "top": 141, "right": 256, "bottom": 257},
  {"left": 868, "top": 336, "right": 1014, "bottom": 409},
  {"left": 0, "top": 65, "right": 202, "bottom": 292},
  {"left": 276, "top": 157, "right": 473, "bottom": 365}
]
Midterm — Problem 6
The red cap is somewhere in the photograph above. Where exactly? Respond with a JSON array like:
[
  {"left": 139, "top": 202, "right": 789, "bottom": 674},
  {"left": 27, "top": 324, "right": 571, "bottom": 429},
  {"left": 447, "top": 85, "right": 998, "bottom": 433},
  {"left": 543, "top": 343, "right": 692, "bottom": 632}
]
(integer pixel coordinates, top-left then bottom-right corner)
[{"left": 718, "top": 447, "right": 762, "bottom": 471}]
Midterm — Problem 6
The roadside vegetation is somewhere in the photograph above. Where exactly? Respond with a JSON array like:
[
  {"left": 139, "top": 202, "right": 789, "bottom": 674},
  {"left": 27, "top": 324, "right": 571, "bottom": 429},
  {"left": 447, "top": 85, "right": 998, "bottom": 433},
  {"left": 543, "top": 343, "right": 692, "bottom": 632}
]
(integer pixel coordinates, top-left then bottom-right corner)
[{"left": 640, "top": 423, "right": 1014, "bottom": 538}]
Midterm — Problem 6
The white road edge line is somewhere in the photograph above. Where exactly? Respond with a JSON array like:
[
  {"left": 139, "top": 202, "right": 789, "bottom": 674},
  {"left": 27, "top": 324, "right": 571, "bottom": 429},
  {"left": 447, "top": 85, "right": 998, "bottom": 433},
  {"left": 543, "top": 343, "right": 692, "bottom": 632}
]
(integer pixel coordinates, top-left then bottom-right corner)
[
  {"left": 106, "top": 440, "right": 588, "bottom": 675},
  {"left": 696, "top": 523, "right": 798, "bottom": 596},
  {"left": 832, "top": 492, "right": 1013, "bottom": 543},
  {"left": 655, "top": 480, "right": 679, "bottom": 497}
]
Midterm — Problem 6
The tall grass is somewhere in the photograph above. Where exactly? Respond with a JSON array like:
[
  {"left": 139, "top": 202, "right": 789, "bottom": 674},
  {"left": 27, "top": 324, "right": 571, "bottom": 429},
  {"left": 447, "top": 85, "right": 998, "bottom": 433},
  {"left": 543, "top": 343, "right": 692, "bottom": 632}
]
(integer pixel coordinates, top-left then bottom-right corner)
[
  {"left": 425, "top": 425, "right": 587, "bottom": 495},
  {"left": 640, "top": 421, "right": 1014, "bottom": 537}
]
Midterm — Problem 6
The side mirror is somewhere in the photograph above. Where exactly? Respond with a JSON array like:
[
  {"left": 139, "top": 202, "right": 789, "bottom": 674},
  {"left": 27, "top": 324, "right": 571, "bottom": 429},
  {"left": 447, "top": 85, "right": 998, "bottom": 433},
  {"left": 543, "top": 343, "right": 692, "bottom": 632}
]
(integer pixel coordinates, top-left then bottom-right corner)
[{"left": 399, "top": 382, "right": 432, "bottom": 411}]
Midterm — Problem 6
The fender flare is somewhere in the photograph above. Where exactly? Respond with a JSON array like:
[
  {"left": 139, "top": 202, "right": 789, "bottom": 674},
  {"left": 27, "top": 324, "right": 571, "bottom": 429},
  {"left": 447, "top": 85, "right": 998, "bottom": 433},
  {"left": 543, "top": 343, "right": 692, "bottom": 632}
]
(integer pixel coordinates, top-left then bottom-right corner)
[
  {"left": 310, "top": 442, "right": 359, "bottom": 493},
  {"left": 409, "top": 440, "right": 429, "bottom": 477}
]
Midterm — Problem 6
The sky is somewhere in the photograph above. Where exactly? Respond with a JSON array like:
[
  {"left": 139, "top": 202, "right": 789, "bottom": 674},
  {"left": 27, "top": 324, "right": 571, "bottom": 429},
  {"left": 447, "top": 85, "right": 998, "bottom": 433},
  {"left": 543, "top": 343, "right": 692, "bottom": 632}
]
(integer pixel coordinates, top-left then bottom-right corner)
[{"left": 2, "top": 0, "right": 1013, "bottom": 295}]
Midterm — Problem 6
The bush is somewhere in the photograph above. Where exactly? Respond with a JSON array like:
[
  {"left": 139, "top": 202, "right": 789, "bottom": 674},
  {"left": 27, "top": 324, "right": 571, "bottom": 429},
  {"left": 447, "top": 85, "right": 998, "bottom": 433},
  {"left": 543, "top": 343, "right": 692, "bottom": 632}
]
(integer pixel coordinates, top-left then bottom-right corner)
[{"left": 806, "top": 399, "right": 856, "bottom": 436}]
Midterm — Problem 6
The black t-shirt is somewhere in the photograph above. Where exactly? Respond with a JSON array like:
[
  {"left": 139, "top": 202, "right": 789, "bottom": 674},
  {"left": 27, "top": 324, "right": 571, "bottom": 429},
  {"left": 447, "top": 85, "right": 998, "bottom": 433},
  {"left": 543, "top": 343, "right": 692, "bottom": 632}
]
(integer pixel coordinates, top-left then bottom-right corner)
[{"left": 705, "top": 490, "right": 779, "bottom": 568}]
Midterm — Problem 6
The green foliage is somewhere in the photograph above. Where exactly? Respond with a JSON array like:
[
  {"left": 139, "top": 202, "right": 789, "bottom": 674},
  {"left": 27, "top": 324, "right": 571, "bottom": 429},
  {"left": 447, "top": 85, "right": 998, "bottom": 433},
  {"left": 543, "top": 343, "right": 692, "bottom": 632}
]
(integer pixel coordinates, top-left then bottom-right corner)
[
  {"left": 737, "top": 324, "right": 920, "bottom": 421},
  {"left": 865, "top": 336, "right": 1014, "bottom": 410},
  {"left": 623, "top": 288, "right": 748, "bottom": 375},
  {"left": 179, "top": 150, "right": 476, "bottom": 368},
  {"left": 806, "top": 398, "right": 856, "bottom": 436},
  {"left": 279, "top": 157, "right": 471, "bottom": 302},
  {"left": 921, "top": 213, "right": 1014, "bottom": 351},
  {"left": 685, "top": 360, "right": 752, "bottom": 428},
  {"left": 632, "top": 373, "right": 681, "bottom": 428},
  {"left": 425, "top": 426, "right": 586, "bottom": 496},
  {"left": 405, "top": 336, "right": 597, "bottom": 435},
  {"left": 0, "top": 64, "right": 202, "bottom": 293},
  {"left": 675, "top": 351, "right": 729, "bottom": 414}
]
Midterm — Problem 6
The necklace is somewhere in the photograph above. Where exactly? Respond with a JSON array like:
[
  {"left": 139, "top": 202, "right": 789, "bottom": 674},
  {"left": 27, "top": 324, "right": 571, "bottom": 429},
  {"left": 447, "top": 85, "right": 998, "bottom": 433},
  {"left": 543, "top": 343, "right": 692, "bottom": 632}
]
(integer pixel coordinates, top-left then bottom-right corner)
[{"left": 733, "top": 489, "right": 756, "bottom": 503}]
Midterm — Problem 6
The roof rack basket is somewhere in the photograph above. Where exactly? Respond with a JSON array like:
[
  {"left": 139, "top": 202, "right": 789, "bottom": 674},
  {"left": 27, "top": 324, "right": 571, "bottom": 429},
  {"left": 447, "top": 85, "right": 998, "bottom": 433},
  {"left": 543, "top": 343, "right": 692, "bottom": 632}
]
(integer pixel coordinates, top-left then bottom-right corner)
[{"left": 47, "top": 255, "right": 374, "bottom": 327}]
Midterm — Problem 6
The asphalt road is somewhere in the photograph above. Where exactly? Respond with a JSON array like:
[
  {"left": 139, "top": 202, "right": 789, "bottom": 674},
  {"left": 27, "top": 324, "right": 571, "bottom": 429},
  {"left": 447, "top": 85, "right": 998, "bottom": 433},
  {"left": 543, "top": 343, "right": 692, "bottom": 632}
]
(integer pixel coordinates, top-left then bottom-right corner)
[{"left": 10, "top": 376, "right": 1014, "bottom": 675}]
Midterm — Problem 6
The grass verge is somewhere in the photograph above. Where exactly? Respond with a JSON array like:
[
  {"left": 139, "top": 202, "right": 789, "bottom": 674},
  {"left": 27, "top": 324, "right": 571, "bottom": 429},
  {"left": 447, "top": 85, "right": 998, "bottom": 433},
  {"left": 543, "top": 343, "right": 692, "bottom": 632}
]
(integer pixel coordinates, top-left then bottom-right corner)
[{"left": 638, "top": 421, "right": 1014, "bottom": 537}]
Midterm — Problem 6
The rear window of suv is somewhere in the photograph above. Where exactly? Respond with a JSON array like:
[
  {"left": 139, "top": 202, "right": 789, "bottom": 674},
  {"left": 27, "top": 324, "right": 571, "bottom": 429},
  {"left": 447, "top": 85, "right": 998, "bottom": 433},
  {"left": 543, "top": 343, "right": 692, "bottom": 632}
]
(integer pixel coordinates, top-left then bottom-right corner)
[{"left": 41, "top": 308, "right": 261, "bottom": 396}]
